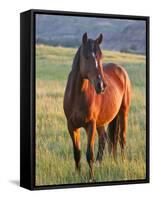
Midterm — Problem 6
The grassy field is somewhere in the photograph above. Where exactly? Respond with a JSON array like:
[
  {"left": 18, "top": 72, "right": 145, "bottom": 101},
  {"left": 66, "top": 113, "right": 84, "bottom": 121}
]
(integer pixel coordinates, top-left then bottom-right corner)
[{"left": 36, "top": 44, "right": 146, "bottom": 186}]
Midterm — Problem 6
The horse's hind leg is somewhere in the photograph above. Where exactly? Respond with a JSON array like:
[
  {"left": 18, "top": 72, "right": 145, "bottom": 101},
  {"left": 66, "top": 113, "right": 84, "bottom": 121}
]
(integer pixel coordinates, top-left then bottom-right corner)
[
  {"left": 67, "top": 122, "right": 81, "bottom": 172},
  {"left": 108, "top": 116, "right": 119, "bottom": 161},
  {"left": 96, "top": 126, "right": 107, "bottom": 163},
  {"left": 119, "top": 108, "right": 128, "bottom": 162},
  {"left": 119, "top": 83, "right": 131, "bottom": 161}
]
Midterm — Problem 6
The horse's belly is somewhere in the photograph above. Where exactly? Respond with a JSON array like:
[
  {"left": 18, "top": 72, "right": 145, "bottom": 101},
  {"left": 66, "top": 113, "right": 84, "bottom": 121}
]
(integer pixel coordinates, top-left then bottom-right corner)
[
  {"left": 96, "top": 89, "right": 123, "bottom": 126},
  {"left": 97, "top": 107, "right": 120, "bottom": 126}
]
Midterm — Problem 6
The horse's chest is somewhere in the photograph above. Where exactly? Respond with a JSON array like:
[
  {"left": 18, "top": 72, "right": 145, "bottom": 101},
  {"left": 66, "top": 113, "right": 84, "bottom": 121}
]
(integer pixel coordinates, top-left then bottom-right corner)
[{"left": 70, "top": 95, "right": 94, "bottom": 128}]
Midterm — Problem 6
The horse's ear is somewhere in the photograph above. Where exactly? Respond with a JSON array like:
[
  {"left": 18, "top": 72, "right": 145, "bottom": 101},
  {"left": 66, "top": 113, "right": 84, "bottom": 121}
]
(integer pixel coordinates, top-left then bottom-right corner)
[
  {"left": 96, "top": 33, "right": 103, "bottom": 44},
  {"left": 82, "top": 32, "right": 88, "bottom": 45}
]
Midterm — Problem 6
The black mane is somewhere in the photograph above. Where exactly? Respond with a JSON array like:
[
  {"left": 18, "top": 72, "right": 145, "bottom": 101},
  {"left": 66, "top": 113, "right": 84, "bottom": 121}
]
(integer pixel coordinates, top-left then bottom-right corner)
[{"left": 72, "top": 46, "right": 81, "bottom": 71}]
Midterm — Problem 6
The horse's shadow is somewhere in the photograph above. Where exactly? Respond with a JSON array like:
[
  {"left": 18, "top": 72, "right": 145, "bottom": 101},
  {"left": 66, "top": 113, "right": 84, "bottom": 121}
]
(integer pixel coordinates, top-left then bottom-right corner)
[{"left": 9, "top": 180, "right": 20, "bottom": 186}]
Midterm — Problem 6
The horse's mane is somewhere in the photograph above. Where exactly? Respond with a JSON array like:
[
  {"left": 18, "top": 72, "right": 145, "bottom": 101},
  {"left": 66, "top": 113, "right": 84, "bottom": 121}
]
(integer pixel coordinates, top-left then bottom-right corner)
[{"left": 72, "top": 46, "right": 81, "bottom": 71}]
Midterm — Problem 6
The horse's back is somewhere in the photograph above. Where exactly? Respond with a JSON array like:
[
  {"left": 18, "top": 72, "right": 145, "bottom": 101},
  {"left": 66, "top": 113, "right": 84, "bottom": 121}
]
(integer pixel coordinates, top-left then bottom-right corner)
[{"left": 104, "top": 63, "right": 129, "bottom": 81}]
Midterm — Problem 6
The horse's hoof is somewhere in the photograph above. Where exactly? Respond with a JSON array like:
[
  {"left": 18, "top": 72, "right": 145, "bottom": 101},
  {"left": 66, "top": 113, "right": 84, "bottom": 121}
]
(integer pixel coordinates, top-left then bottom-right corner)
[
  {"left": 89, "top": 178, "right": 96, "bottom": 182},
  {"left": 121, "top": 153, "right": 125, "bottom": 163},
  {"left": 75, "top": 164, "right": 81, "bottom": 174},
  {"left": 89, "top": 174, "right": 96, "bottom": 182},
  {"left": 96, "top": 160, "right": 102, "bottom": 167},
  {"left": 112, "top": 158, "right": 118, "bottom": 165},
  {"left": 96, "top": 161, "right": 100, "bottom": 167}
]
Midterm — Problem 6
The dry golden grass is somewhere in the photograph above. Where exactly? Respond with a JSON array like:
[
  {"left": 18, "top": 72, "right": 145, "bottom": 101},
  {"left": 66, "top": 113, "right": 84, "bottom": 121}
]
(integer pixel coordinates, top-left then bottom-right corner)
[{"left": 35, "top": 45, "right": 146, "bottom": 186}]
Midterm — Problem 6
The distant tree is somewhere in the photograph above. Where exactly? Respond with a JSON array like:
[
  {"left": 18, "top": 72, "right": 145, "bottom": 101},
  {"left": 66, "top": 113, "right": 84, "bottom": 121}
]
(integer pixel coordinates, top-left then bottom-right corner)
[{"left": 130, "top": 44, "right": 137, "bottom": 51}]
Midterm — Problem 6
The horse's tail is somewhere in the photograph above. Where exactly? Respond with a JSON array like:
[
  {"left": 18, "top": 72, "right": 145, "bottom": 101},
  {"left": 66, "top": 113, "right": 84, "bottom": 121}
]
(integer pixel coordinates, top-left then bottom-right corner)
[
  {"left": 107, "top": 65, "right": 131, "bottom": 158},
  {"left": 107, "top": 114, "right": 120, "bottom": 156}
]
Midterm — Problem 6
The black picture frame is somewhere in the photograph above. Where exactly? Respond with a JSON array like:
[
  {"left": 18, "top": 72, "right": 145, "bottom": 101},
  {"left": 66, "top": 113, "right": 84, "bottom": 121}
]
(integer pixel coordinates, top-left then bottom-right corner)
[{"left": 20, "top": 9, "right": 150, "bottom": 190}]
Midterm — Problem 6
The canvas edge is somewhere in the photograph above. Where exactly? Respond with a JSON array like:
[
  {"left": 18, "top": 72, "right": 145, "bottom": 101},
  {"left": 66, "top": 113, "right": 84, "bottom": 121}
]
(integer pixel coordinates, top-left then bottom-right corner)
[
  {"left": 20, "top": 9, "right": 150, "bottom": 191},
  {"left": 20, "top": 10, "right": 35, "bottom": 190}
]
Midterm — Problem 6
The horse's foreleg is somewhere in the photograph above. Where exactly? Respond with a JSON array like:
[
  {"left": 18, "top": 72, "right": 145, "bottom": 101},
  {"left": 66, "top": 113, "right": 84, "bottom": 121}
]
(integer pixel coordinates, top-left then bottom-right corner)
[
  {"left": 86, "top": 120, "right": 96, "bottom": 180},
  {"left": 96, "top": 126, "right": 106, "bottom": 163},
  {"left": 68, "top": 122, "right": 81, "bottom": 172}
]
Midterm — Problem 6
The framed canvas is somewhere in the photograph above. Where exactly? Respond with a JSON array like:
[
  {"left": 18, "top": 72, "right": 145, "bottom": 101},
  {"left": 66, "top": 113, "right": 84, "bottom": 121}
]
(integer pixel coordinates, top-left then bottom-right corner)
[{"left": 20, "top": 9, "right": 150, "bottom": 190}]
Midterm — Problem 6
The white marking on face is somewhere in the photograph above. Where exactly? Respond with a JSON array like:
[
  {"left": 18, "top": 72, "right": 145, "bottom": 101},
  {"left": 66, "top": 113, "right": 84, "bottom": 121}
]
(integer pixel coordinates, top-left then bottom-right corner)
[
  {"left": 98, "top": 75, "right": 101, "bottom": 79},
  {"left": 92, "top": 52, "right": 95, "bottom": 58},
  {"left": 98, "top": 75, "right": 104, "bottom": 90},
  {"left": 92, "top": 52, "right": 98, "bottom": 68},
  {"left": 95, "top": 60, "right": 98, "bottom": 68},
  {"left": 101, "top": 80, "right": 104, "bottom": 90}
]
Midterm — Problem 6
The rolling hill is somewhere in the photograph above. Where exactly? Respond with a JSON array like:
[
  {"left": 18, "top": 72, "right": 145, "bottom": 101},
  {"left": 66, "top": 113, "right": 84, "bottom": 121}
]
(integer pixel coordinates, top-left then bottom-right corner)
[{"left": 36, "top": 14, "right": 146, "bottom": 54}]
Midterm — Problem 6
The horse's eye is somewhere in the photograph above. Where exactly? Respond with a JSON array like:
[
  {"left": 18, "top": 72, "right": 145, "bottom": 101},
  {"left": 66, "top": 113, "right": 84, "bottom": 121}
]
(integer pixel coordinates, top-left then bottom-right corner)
[
  {"left": 83, "top": 48, "right": 90, "bottom": 59},
  {"left": 85, "top": 52, "right": 90, "bottom": 59}
]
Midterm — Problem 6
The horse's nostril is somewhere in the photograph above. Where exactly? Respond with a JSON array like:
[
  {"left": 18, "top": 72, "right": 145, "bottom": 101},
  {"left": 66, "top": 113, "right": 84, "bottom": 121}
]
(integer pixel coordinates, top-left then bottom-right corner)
[
  {"left": 104, "top": 82, "right": 107, "bottom": 89},
  {"left": 97, "top": 82, "right": 101, "bottom": 90}
]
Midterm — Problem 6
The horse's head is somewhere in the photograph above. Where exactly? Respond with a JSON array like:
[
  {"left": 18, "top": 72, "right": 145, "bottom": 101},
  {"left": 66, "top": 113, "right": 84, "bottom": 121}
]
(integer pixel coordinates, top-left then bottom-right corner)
[{"left": 80, "top": 33, "right": 107, "bottom": 94}]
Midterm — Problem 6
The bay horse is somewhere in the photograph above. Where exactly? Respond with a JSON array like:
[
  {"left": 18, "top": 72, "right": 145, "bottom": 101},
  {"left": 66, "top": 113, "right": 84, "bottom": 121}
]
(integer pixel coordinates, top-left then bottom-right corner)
[{"left": 63, "top": 33, "right": 131, "bottom": 180}]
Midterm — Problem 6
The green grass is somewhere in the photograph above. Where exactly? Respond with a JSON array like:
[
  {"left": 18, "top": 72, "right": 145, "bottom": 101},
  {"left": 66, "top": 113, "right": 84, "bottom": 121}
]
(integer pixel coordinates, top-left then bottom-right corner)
[{"left": 36, "top": 44, "right": 146, "bottom": 186}]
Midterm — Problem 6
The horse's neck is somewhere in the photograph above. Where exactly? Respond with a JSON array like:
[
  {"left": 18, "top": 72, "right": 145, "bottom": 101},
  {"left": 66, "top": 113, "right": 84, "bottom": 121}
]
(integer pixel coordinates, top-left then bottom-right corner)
[
  {"left": 69, "top": 71, "right": 95, "bottom": 114},
  {"left": 72, "top": 70, "right": 89, "bottom": 95},
  {"left": 70, "top": 71, "right": 88, "bottom": 100}
]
